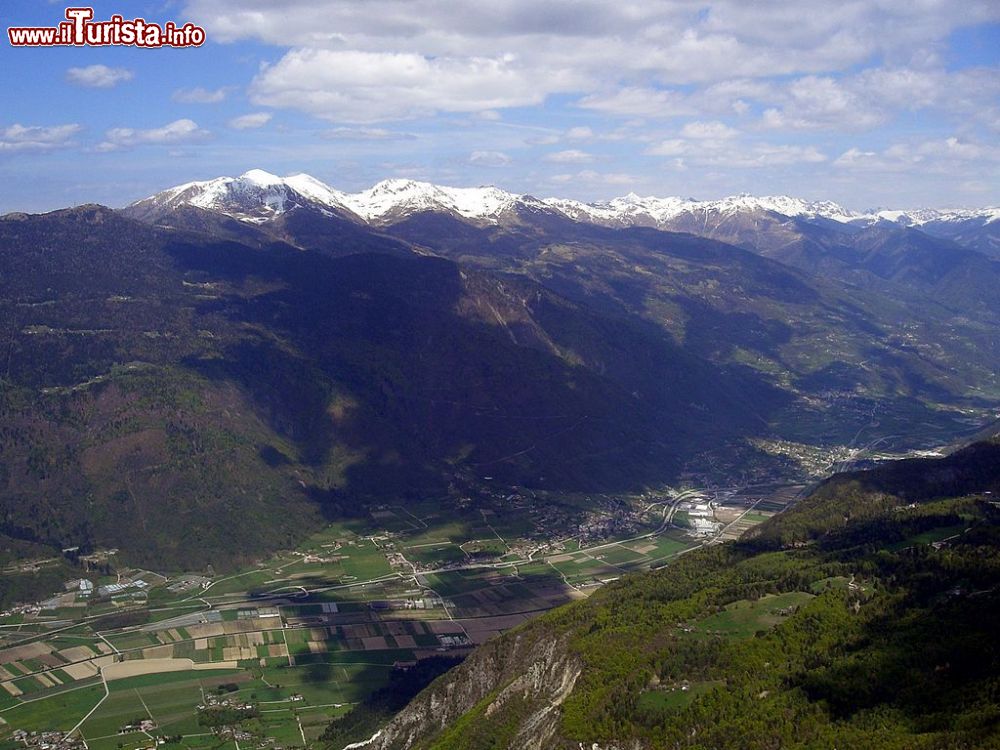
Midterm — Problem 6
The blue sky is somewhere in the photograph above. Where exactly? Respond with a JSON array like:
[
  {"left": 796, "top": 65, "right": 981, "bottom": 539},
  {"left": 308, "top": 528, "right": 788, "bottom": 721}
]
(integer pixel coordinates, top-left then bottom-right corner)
[{"left": 1, "top": 0, "right": 998, "bottom": 213}]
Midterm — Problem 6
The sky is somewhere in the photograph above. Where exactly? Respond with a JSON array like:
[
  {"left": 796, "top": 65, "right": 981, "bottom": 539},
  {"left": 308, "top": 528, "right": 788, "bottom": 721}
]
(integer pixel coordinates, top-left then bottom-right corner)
[{"left": 0, "top": 0, "right": 998, "bottom": 213}]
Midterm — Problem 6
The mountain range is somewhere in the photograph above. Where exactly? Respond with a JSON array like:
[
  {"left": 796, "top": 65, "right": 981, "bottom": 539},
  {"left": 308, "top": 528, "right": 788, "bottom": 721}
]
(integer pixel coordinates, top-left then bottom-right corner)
[
  {"left": 126, "top": 170, "right": 1000, "bottom": 257},
  {"left": 1, "top": 172, "right": 998, "bottom": 574},
  {"left": 128, "top": 169, "right": 1000, "bottom": 436}
]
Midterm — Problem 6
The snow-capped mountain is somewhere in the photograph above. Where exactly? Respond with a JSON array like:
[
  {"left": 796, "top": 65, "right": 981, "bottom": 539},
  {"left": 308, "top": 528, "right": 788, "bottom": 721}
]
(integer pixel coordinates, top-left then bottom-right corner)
[
  {"left": 128, "top": 169, "right": 352, "bottom": 224},
  {"left": 128, "top": 170, "right": 999, "bottom": 240},
  {"left": 129, "top": 170, "right": 544, "bottom": 226},
  {"left": 336, "top": 179, "right": 547, "bottom": 222},
  {"left": 856, "top": 206, "right": 1000, "bottom": 227},
  {"left": 541, "top": 193, "right": 864, "bottom": 227}
]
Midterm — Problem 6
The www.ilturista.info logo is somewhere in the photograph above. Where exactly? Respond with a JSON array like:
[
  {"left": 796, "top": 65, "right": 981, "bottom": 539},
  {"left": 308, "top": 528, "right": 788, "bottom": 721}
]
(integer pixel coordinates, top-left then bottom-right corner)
[{"left": 8, "top": 7, "right": 206, "bottom": 47}]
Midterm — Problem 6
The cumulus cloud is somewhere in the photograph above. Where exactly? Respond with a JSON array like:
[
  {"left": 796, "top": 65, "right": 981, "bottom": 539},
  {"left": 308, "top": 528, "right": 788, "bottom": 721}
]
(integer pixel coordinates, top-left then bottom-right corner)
[
  {"left": 759, "top": 76, "right": 884, "bottom": 131},
  {"left": 228, "top": 112, "right": 272, "bottom": 130},
  {"left": 578, "top": 87, "right": 700, "bottom": 117},
  {"left": 65, "top": 65, "right": 133, "bottom": 88},
  {"left": 185, "top": 0, "right": 1000, "bottom": 81},
  {"left": 97, "top": 119, "right": 209, "bottom": 151},
  {"left": 249, "top": 49, "right": 578, "bottom": 122},
  {"left": 680, "top": 121, "right": 739, "bottom": 139},
  {"left": 469, "top": 150, "right": 511, "bottom": 167},
  {"left": 0, "top": 123, "right": 81, "bottom": 152},
  {"left": 172, "top": 86, "right": 230, "bottom": 104},
  {"left": 183, "top": 0, "right": 1000, "bottom": 145}
]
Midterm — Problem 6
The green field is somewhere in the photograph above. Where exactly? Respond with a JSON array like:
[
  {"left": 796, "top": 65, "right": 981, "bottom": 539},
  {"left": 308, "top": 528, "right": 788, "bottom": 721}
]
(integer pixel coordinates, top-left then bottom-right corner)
[
  {"left": 889, "top": 523, "right": 969, "bottom": 551},
  {"left": 0, "top": 684, "right": 106, "bottom": 733},
  {"left": 691, "top": 591, "right": 816, "bottom": 639},
  {"left": 79, "top": 671, "right": 243, "bottom": 746},
  {"left": 637, "top": 680, "right": 724, "bottom": 715}
]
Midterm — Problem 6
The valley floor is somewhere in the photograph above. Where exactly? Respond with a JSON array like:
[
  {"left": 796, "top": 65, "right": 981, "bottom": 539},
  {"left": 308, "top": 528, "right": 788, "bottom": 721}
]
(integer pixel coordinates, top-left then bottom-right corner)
[{"left": 0, "top": 475, "right": 816, "bottom": 749}]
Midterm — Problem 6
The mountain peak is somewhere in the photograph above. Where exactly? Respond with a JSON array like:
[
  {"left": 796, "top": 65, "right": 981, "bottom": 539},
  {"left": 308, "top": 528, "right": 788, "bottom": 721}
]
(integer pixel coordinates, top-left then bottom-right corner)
[
  {"left": 369, "top": 178, "right": 429, "bottom": 193},
  {"left": 239, "top": 169, "right": 284, "bottom": 187}
]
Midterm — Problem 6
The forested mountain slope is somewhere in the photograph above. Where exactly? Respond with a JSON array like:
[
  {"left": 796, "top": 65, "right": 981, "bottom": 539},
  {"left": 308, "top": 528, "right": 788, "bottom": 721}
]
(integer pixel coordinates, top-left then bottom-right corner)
[{"left": 337, "top": 437, "right": 1000, "bottom": 750}]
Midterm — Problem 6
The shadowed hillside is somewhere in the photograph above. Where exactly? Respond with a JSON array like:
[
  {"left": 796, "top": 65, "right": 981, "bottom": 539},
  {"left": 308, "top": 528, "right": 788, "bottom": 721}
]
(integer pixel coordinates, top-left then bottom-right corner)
[{"left": 0, "top": 206, "right": 786, "bottom": 570}]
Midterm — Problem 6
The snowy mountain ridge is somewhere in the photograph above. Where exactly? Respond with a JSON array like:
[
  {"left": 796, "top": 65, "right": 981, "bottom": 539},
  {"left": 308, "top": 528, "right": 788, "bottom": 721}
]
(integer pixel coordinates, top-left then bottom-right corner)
[{"left": 130, "top": 170, "right": 1000, "bottom": 230}]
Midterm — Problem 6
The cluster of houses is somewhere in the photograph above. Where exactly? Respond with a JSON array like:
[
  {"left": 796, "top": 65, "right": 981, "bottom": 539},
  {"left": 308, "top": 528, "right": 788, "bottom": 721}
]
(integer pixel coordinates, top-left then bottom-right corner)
[
  {"left": 118, "top": 718, "right": 157, "bottom": 734},
  {"left": 9, "top": 730, "right": 85, "bottom": 750},
  {"left": 196, "top": 695, "right": 255, "bottom": 712},
  {"left": 214, "top": 726, "right": 255, "bottom": 742},
  {"left": 576, "top": 510, "right": 639, "bottom": 544},
  {"left": 0, "top": 602, "right": 43, "bottom": 618}
]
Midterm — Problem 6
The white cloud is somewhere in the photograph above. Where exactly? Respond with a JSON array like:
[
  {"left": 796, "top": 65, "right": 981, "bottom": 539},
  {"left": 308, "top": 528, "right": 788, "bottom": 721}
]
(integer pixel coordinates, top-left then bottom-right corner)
[
  {"left": 469, "top": 150, "right": 511, "bottom": 167},
  {"left": 249, "top": 49, "right": 578, "bottom": 122},
  {"left": 680, "top": 121, "right": 739, "bottom": 139},
  {"left": 172, "top": 86, "right": 230, "bottom": 104},
  {"left": 65, "top": 65, "right": 133, "bottom": 88},
  {"left": 97, "top": 119, "right": 209, "bottom": 151},
  {"left": 833, "top": 147, "right": 879, "bottom": 169},
  {"left": 566, "top": 126, "right": 593, "bottom": 139},
  {"left": 186, "top": 0, "right": 1000, "bottom": 85},
  {"left": 578, "top": 87, "right": 699, "bottom": 117},
  {"left": 0, "top": 123, "right": 81, "bottom": 152},
  {"left": 228, "top": 112, "right": 272, "bottom": 130},
  {"left": 759, "top": 76, "right": 884, "bottom": 131},
  {"left": 182, "top": 0, "right": 1000, "bottom": 150},
  {"left": 753, "top": 67, "right": 1000, "bottom": 133},
  {"left": 646, "top": 139, "right": 689, "bottom": 157},
  {"left": 543, "top": 149, "right": 593, "bottom": 163}
]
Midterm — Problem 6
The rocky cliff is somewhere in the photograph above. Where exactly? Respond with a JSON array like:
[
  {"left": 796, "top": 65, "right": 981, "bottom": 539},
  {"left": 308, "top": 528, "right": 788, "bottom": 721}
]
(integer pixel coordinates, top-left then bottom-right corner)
[{"left": 369, "top": 623, "right": 583, "bottom": 750}]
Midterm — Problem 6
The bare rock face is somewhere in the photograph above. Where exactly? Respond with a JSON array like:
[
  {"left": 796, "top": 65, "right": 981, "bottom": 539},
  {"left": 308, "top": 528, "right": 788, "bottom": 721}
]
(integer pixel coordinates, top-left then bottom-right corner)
[{"left": 369, "top": 626, "right": 583, "bottom": 750}]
